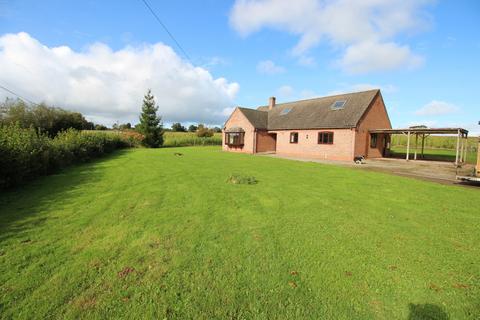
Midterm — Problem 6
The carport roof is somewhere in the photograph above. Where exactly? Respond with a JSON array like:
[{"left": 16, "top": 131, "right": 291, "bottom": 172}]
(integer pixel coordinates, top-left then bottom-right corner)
[{"left": 369, "top": 128, "right": 469, "bottom": 135}]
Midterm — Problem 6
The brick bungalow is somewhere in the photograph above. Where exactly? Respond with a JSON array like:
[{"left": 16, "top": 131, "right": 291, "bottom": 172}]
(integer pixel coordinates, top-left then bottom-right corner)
[{"left": 222, "top": 89, "right": 392, "bottom": 161}]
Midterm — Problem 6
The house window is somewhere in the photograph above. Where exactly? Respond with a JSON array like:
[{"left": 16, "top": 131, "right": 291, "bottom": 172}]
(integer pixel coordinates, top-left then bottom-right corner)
[
  {"left": 370, "top": 133, "right": 377, "bottom": 148},
  {"left": 225, "top": 132, "right": 245, "bottom": 146},
  {"left": 318, "top": 132, "right": 334, "bottom": 144},
  {"left": 290, "top": 132, "right": 299, "bottom": 143}
]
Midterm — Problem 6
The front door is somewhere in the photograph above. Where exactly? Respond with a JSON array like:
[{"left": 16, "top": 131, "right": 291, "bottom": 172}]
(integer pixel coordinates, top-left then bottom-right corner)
[{"left": 269, "top": 133, "right": 277, "bottom": 152}]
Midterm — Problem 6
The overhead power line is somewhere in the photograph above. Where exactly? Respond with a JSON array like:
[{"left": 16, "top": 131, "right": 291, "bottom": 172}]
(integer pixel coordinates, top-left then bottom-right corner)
[
  {"left": 0, "top": 84, "right": 38, "bottom": 105},
  {"left": 140, "top": 0, "right": 192, "bottom": 63}
]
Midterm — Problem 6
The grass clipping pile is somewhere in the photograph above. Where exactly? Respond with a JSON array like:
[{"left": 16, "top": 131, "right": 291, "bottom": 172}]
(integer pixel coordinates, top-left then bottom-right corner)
[{"left": 227, "top": 174, "right": 258, "bottom": 185}]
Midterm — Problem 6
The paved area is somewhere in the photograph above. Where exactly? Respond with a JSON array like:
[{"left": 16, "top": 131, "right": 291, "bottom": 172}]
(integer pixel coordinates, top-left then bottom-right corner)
[{"left": 262, "top": 153, "right": 478, "bottom": 186}]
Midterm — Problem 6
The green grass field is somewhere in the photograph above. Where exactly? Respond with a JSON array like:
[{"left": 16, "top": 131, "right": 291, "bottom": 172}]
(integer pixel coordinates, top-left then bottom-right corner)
[
  {"left": 391, "top": 135, "right": 478, "bottom": 150},
  {"left": 1, "top": 147, "right": 479, "bottom": 319},
  {"left": 390, "top": 145, "right": 477, "bottom": 164},
  {"left": 163, "top": 132, "right": 222, "bottom": 147}
]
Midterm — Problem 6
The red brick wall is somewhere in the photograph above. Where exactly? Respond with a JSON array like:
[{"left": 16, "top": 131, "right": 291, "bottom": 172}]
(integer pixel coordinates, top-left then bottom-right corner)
[
  {"left": 256, "top": 131, "right": 276, "bottom": 152},
  {"left": 222, "top": 108, "right": 255, "bottom": 154},
  {"left": 269, "top": 129, "right": 355, "bottom": 161},
  {"left": 354, "top": 94, "right": 392, "bottom": 158}
]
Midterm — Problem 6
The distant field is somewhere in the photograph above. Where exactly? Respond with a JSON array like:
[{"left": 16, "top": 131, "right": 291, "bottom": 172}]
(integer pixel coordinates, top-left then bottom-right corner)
[
  {"left": 163, "top": 131, "right": 222, "bottom": 147},
  {"left": 390, "top": 146, "right": 477, "bottom": 164},
  {"left": 0, "top": 147, "right": 478, "bottom": 319},
  {"left": 391, "top": 134, "right": 477, "bottom": 150}
]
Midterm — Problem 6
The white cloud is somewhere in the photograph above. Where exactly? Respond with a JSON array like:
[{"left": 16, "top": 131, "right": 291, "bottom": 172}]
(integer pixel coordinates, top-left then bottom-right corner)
[
  {"left": 200, "top": 56, "right": 229, "bottom": 69},
  {"left": 256, "top": 59, "right": 285, "bottom": 74},
  {"left": 0, "top": 32, "right": 239, "bottom": 125},
  {"left": 338, "top": 40, "right": 424, "bottom": 73},
  {"left": 415, "top": 100, "right": 459, "bottom": 116},
  {"left": 276, "top": 85, "right": 294, "bottom": 98},
  {"left": 230, "top": 0, "right": 432, "bottom": 73}
]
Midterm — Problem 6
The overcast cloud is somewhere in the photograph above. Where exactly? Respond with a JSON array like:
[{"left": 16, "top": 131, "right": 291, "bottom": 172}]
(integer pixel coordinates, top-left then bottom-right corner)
[{"left": 0, "top": 32, "right": 239, "bottom": 125}]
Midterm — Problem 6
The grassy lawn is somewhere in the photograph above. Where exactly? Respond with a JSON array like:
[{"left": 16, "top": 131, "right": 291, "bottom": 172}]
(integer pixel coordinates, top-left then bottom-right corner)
[
  {"left": 390, "top": 145, "right": 477, "bottom": 164},
  {"left": 1, "top": 147, "right": 479, "bottom": 319}
]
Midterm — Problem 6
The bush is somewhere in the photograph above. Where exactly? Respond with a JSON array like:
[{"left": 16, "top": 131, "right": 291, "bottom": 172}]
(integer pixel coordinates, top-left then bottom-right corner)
[
  {"left": 196, "top": 127, "right": 214, "bottom": 138},
  {"left": 0, "top": 124, "right": 134, "bottom": 189},
  {"left": 0, "top": 123, "right": 51, "bottom": 187}
]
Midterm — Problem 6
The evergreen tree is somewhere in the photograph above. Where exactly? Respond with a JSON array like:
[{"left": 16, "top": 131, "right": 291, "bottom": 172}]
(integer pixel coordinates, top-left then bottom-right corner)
[{"left": 138, "top": 90, "right": 163, "bottom": 147}]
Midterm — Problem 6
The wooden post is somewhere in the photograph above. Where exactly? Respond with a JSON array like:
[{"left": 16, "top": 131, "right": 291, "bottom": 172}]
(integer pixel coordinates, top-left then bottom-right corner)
[
  {"left": 455, "top": 130, "right": 461, "bottom": 166},
  {"left": 406, "top": 131, "right": 411, "bottom": 161},
  {"left": 414, "top": 134, "right": 418, "bottom": 160},
  {"left": 460, "top": 135, "right": 465, "bottom": 163},
  {"left": 464, "top": 137, "right": 468, "bottom": 164},
  {"left": 421, "top": 134, "right": 425, "bottom": 159},
  {"left": 477, "top": 139, "right": 480, "bottom": 176}
]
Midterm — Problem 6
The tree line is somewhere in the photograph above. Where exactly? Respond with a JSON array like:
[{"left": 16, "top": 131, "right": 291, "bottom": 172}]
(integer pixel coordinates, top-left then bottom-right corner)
[
  {"left": 0, "top": 89, "right": 223, "bottom": 148},
  {"left": 0, "top": 98, "right": 96, "bottom": 136}
]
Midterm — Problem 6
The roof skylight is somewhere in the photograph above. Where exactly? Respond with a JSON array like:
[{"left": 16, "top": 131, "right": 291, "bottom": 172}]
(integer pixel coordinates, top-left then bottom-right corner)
[
  {"left": 331, "top": 100, "right": 346, "bottom": 110},
  {"left": 279, "top": 108, "right": 292, "bottom": 115}
]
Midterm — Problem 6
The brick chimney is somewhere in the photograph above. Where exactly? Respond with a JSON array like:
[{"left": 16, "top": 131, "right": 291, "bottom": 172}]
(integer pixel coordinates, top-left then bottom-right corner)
[{"left": 268, "top": 96, "right": 276, "bottom": 110}]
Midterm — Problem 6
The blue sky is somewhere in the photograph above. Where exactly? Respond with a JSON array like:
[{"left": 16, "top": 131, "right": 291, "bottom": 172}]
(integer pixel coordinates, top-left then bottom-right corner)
[{"left": 0, "top": 0, "right": 479, "bottom": 133}]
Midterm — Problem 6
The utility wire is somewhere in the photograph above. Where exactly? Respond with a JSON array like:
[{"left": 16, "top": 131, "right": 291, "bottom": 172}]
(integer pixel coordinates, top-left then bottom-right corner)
[
  {"left": 140, "top": 0, "right": 192, "bottom": 63},
  {"left": 0, "top": 84, "right": 38, "bottom": 105}
]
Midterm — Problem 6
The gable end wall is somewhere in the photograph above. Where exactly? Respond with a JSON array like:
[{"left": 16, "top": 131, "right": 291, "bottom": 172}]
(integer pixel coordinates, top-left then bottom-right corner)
[
  {"left": 354, "top": 94, "right": 392, "bottom": 158},
  {"left": 222, "top": 108, "right": 256, "bottom": 154}
]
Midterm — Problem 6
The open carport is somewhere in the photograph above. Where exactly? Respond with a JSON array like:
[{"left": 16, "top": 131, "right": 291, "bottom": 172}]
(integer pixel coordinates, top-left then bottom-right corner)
[{"left": 369, "top": 127, "right": 469, "bottom": 166}]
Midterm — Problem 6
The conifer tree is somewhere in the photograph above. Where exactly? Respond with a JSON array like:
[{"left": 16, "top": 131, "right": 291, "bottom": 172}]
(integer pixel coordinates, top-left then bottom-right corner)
[{"left": 138, "top": 89, "right": 163, "bottom": 147}]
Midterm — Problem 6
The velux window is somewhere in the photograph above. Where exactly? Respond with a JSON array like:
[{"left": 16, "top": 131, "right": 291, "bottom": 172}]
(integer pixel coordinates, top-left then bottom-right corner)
[
  {"left": 290, "top": 132, "right": 299, "bottom": 143},
  {"left": 318, "top": 132, "right": 334, "bottom": 144},
  {"left": 331, "top": 100, "right": 346, "bottom": 110},
  {"left": 225, "top": 132, "right": 245, "bottom": 146}
]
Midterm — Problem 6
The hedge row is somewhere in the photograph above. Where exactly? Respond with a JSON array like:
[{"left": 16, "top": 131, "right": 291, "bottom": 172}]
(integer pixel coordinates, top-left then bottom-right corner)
[{"left": 0, "top": 124, "right": 139, "bottom": 189}]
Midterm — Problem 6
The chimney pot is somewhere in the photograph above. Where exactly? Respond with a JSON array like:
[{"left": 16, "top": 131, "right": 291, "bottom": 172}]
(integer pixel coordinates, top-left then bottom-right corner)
[{"left": 269, "top": 97, "right": 276, "bottom": 110}]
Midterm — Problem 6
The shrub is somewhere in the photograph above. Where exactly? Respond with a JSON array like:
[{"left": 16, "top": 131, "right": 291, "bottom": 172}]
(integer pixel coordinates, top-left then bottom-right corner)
[
  {"left": 119, "top": 130, "right": 145, "bottom": 147},
  {"left": 0, "top": 124, "right": 134, "bottom": 189},
  {"left": 196, "top": 127, "right": 214, "bottom": 138},
  {"left": 0, "top": 123, "right": 51, "bottom": 187}
]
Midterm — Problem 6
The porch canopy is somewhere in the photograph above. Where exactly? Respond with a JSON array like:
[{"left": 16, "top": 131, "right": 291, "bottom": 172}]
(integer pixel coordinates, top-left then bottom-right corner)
[
  {"left": 369, "top": 127, "right": 469, "bottom": 165},
  {"left": 225, "top": 126, "right": 245, "bottom": 133}
]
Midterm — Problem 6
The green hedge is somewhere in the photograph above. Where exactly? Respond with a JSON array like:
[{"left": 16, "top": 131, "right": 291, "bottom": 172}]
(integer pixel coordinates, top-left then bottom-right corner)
[{"left": 0, "top": 124, "right": 135, "bottom": 189}]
